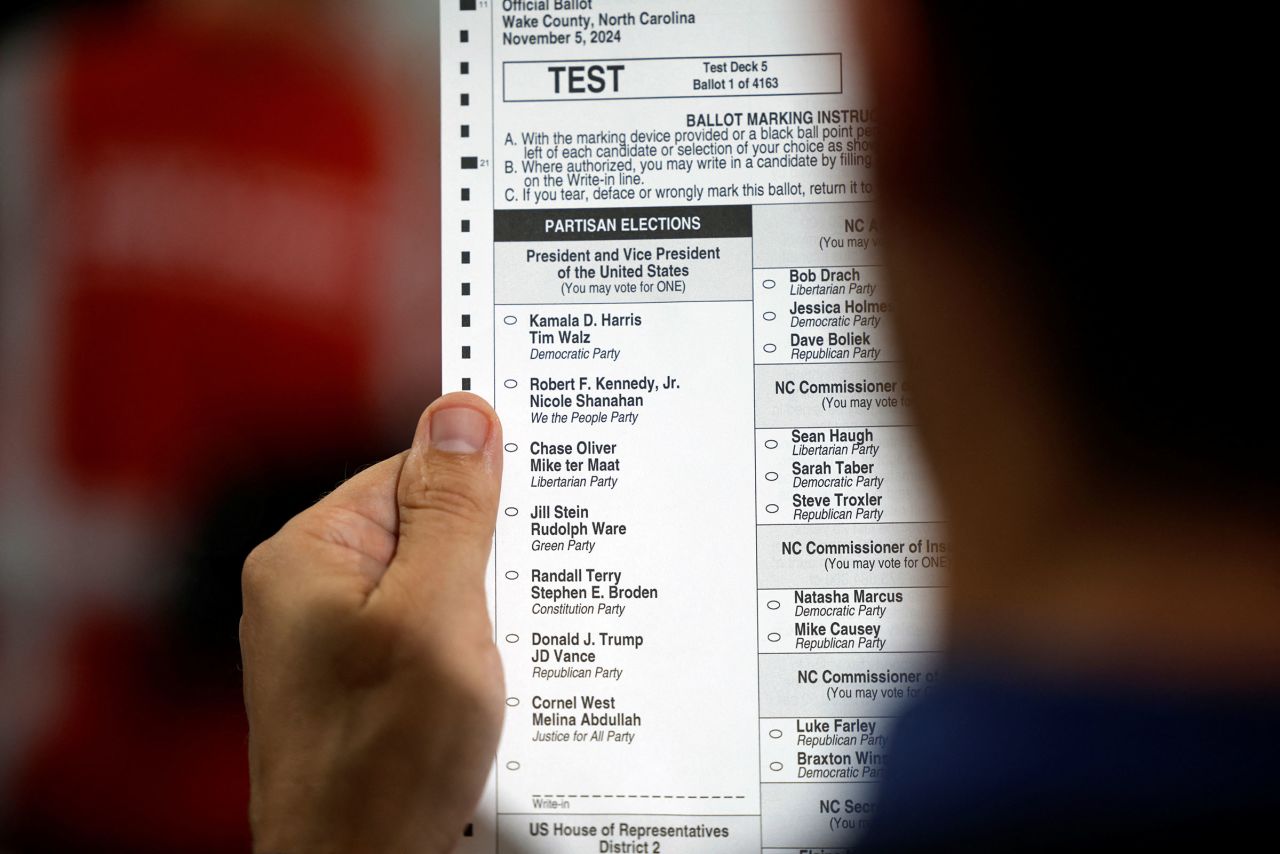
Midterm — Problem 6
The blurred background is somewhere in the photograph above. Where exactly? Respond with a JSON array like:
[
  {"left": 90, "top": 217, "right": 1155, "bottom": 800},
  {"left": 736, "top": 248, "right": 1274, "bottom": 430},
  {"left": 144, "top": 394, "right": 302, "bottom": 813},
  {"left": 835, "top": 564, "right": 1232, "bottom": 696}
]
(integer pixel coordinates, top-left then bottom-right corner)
[{"left": 0, "top": 1, "right": 442, "bottom": 849}]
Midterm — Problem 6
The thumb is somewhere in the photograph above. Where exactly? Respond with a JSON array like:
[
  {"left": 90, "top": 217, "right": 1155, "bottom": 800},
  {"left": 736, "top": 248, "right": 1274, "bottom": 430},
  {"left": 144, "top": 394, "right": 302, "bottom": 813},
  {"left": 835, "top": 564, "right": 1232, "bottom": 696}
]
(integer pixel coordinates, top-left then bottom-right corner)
[{"left": 383, "top": 392, "right": 504, "bottom": 613}]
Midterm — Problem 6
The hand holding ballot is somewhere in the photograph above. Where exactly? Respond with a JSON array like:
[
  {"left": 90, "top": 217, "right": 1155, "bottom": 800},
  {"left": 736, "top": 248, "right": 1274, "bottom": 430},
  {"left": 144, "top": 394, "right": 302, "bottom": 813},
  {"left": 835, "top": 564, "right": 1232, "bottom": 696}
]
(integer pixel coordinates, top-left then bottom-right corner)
[{"left": 240, "top": 395, "right": 505, "bottom": 854}]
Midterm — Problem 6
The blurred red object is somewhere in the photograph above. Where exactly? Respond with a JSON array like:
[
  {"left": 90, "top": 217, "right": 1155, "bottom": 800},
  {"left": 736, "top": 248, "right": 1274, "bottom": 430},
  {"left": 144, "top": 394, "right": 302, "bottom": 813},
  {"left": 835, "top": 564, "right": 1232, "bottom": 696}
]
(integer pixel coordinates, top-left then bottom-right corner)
[
  {"left": 13, "top": 614, "right": 253, "bottom": 851},
  {"left": 2, "top": 3, "right": 438, "bottom": 850},
  {"left": 55, "top": 8, "right": 384, "bottom": 499}
]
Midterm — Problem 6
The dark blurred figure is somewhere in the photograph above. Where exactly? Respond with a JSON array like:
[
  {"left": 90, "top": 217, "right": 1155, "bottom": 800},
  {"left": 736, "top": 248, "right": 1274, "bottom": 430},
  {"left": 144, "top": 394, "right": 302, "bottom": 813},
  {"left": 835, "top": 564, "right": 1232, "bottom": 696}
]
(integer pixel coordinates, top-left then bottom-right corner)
[
  {"left": 857, "top": 4, "right": 1278, "bottom": 850},
  {"left": 0, "top": 1, "right": 439, "bottom": 850}
]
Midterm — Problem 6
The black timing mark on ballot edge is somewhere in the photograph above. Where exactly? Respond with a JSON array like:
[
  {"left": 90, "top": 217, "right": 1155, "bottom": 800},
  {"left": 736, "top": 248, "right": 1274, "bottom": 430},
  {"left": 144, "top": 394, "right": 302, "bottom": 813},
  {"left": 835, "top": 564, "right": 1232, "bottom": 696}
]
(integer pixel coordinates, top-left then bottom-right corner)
[{"left": 493, "top": 205, "right": 752, "bottom": 242}]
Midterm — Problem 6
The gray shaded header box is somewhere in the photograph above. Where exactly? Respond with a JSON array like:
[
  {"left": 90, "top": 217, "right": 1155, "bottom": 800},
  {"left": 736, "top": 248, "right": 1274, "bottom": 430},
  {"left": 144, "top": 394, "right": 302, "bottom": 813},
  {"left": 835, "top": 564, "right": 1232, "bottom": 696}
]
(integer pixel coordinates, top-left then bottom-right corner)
[
  {"left": 753, "top": 202, "right": 881, "bottom": 268},
  {"left": 755, "top": 362, "right": 914, "bottom": 428}
]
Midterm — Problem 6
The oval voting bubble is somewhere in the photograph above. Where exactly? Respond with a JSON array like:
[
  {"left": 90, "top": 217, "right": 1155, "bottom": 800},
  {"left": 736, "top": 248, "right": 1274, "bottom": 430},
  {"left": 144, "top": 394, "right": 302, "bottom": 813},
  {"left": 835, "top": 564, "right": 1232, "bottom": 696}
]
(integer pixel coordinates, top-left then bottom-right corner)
[
  {"left": 765, "top": 503, "right": 779, "bottom": 514},
  {"left": 769, "top": 762, "right": 784, "bottom": 771},
  {"left": 767, "top": 600, "right": 780, "bottom": 610},
  {"left": 764, "top": 439, "right": 779, "bottom": 449},
  {"left": 505, "top": 634, "right": 519, "bottom": 644},
  {"left": 765, "top": 471, "right": 778, "bottom": 481},
  {"left": 505, "top": 570, "right": 519, "bottom": 580},
  {"left": 762, "top": 279, "right": 776, "bottom": 289},
  {"left": 506, "top": 697, "right": 520, "bottom": 707},
  {"left": 503, "top": 378, "right": 518, "bottom": 389},
  {"left": 505, "top": 507, "right": 519, "bottom": 516},
  {"left": 769, "top": 729, "right": 783, "bottom": 739},
  {"left": 504, "top": 315, "right": 517, "bottom": 325},
  {"left": 762, "top": 311, "right": 776, "bottom": 321},
  {"left": 506, "top": 761, "right": 521, "bottom": 771},
  {"left": 767, "top": 632, "right": 781, "bottom": 643},
  {"left": 505, "top": 442, "right": 518, "bottom": 452},
  {"left": 762, "top": 343, "right": 777, "bottom": 354}
]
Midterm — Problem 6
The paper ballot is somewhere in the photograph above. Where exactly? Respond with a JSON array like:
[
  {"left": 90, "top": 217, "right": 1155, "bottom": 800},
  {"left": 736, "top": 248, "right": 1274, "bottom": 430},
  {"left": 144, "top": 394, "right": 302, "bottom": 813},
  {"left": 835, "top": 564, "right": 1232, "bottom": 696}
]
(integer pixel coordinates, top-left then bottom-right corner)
[{"left": 440, "top": 3, "right": 945, "bottom": 850}]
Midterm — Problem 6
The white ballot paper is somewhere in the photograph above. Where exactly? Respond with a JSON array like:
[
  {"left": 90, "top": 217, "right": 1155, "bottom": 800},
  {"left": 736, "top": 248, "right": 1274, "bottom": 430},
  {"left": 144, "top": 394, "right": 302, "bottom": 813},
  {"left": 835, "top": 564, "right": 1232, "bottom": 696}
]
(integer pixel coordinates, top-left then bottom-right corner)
[{"left": 441, "top": 3, "right": 945, "bottom": 851}]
